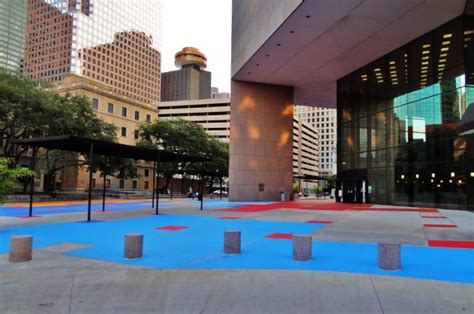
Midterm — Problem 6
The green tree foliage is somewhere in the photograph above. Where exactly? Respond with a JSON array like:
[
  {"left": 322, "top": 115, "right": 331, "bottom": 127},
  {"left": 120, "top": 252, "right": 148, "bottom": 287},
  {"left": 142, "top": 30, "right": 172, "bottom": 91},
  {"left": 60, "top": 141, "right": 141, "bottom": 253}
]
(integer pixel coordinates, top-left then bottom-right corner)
[
  {"left": 138, "top": 119, "right": 229, "bottom": 192},
  {"left": 0, "top": 70, "right": 134, "bottom": 193},
  {"left": 0, "top": 158, "right": 34, "bottom": 203}
]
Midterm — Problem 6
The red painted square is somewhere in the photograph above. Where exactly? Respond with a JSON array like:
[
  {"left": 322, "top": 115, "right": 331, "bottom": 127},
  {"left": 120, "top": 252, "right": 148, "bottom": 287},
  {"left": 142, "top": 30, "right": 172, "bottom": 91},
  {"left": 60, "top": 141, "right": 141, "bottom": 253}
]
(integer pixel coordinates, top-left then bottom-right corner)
[
  {"left": 155, "top": 225, "right": 188, "bottom": 231},
  {"left": 265, "top": 233, "right": 293, "bottom": 239},
  {"left": 428, "top": 240, "right": 474, "bottom": 249},
  {"left": 17, "top": 215, "right": 41, "bottom": 218},
  {"left": 424, "top": 224, "right": 457, "bottom": 228},
  {"left": 421, "top": 215, "right": 446, "bottom": 219},
  {"left": 306, "top": 220, "right": 333, "bottom": 224},
  {"left": 218, "top": 216, "right": 241, "bottom": 220}
]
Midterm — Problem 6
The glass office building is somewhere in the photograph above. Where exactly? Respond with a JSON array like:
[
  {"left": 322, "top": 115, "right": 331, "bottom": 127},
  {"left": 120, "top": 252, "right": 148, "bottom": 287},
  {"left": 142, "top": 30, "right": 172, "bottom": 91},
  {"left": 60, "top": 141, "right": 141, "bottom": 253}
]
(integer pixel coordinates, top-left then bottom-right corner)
[
  {"left": 23, "top": 0, "right": 162, "bottom": 103},
  {"left": 337, "top": 15, "right": 474, "bottom": 210},
  {"left": 0, "top": 0, "right": 27, "bottom": 72}
]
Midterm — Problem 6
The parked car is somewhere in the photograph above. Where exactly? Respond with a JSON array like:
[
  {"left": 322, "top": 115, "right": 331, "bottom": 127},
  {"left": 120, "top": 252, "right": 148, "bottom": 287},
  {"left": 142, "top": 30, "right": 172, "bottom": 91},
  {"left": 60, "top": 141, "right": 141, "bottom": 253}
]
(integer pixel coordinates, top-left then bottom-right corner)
[{"left": 212, "top": 190, "right": 228, "bottom": 195}]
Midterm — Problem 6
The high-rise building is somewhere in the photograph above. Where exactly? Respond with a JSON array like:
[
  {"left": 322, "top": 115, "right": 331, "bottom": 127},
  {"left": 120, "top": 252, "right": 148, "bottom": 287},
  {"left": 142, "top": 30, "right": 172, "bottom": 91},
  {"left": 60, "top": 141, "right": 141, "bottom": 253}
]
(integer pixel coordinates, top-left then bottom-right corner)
[
  {"left": 161, "top": 47, "right": 211, "bottom": 101},
  {"left": 0, "top": 0, "right": 27, "bottom": 72},
  {"left": 23, "top": 0, "right": 162, "bottom": 103},
  {"left": 293, "top": 119, "right": 319, "bottom": 179},
  {"left": 295, "top": 105, "right": 336, "bottom": 177},
  {"left": 211, "top": 86, "right": 230, "bottom": 99},
  {"left": 157, "top": 99, "right": 319, "bottom": 179},
  {"left": 230, "top": 0, "right": 473, "bottom": 210}
]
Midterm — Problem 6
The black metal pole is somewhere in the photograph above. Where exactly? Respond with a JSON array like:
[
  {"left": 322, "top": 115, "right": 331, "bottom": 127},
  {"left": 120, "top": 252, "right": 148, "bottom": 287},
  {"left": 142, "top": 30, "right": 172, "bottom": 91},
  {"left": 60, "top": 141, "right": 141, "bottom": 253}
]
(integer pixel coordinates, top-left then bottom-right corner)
[
  {"left": 151, "top": 161, "right": 156, "bottom": 208},
  {"left": 87, "top": 143, "right": 94, "bottom": 222},
  {"left": 220, "top": 179, "right": 222, "bottom": 200},
  {"left": 155, "top": 155, "right": 160, "bottom": 215},
  {"left": 29, "top": 146, "right": 35, "bottom": 217},
  {"left": 200, "top": 173, "right": 204, "bottom": 211},
  {"left": 102, "top": 156, "right": 107, "bottom": 212}
]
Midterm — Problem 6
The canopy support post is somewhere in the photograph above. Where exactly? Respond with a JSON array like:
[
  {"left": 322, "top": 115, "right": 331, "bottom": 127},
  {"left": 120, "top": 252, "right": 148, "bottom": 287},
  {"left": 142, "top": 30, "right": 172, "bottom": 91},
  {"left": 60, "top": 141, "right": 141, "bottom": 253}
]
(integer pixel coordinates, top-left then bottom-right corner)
[
  {"left": 29, "top": 146, "right": 36, "bottom": 217},
  {"left": 87, "top": 143, "right": 94, "bottom": 222},
  {"left": 151, "top": 161, "right": 156, "bottom": 208},
  {"left": 155, "top": 154, "right": 160, "bottom": 215},
  {"left": 102, "top": 156, "right": 107, "bottom": 212}
]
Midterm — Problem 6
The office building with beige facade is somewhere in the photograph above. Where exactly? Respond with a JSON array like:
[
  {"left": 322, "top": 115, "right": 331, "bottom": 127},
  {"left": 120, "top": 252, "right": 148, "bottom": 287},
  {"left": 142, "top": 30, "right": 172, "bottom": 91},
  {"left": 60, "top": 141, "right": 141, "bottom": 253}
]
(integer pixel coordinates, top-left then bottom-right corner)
[
  {"left": 54, "top": 74, "right": 158, "bottom": 191},
  {"left": 295, "top": 105, "right": 336, "bottom": 177}
]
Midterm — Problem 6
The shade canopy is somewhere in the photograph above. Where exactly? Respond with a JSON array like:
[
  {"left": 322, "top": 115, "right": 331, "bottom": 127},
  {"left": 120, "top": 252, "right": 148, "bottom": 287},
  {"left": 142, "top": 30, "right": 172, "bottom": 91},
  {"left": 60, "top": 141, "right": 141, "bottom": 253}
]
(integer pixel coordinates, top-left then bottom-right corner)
[{"left": 11, "top": 135, "right": 207, "bottom": 162}]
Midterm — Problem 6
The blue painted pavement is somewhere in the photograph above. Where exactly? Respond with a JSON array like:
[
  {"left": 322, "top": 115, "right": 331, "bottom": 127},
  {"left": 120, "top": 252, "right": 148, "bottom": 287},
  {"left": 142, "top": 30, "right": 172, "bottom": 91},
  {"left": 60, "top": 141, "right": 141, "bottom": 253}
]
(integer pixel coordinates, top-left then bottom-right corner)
[{"left": 0, "top": 214, "right": 472, "bottom": 284}]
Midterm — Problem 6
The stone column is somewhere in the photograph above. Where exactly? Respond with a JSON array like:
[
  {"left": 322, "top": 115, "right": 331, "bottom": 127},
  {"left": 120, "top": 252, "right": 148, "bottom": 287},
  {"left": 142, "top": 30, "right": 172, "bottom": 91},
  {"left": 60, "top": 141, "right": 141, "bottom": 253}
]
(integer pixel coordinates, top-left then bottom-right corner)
[
  {"left": 224, "top": 230, "right": 241, "bottom": 254},
  {"left": 9, "top": 235, "right": 33, "bottom": 263},
  {"left": 229, "top": 80, "right": 294, "bottom": 201},
  {"left": 293, "top": 234, "right": 312, "bottom": 261},
  {"left": 378, "top": 242, "right": 401, "bottom": 270},
  {"left": 124, "top": 234, "right": 144, "bottom": 259}
]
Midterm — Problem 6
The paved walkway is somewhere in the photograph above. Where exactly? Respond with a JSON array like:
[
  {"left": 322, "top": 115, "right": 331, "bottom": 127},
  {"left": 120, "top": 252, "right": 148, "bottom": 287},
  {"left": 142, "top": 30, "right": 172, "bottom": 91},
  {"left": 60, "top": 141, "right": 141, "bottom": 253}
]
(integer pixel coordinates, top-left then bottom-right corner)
[{"left": 0, "top": 199, "right": 473, "bottom": 313}]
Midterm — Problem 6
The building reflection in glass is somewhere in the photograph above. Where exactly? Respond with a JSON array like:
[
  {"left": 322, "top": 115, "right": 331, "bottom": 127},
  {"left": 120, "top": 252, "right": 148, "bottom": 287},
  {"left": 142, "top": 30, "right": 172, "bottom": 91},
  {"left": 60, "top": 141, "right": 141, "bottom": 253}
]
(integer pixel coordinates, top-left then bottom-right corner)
[{"left": 337, "top": 15, "right": 474, "bottom": 210}]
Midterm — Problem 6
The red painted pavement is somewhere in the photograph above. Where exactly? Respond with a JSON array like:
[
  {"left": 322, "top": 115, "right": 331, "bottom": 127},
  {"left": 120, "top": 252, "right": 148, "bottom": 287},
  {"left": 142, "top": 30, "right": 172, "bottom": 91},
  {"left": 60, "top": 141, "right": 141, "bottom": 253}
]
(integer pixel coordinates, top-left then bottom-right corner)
[
  {"left": 155, "top": 226, "right": 188, "bottom": 231},
  {"left": 428, "top": 240, "right": 474, "bottom": 249},
  {"left": 265, "top": 233, "right": 294, "bottom": 240},
  {"left": 424, "top": 224, "right": 457, "bottom": 228},
  {"left": 306, "top": 220, "right": 333, "bottom": 224}
]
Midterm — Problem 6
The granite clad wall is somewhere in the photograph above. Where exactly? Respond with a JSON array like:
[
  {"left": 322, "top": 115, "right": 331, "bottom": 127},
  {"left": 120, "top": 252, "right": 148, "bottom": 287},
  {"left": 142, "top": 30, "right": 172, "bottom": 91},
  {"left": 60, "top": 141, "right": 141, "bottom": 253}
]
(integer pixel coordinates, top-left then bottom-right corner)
[{"left": 229, "top": 80, "right": 294, "bottom": 201}]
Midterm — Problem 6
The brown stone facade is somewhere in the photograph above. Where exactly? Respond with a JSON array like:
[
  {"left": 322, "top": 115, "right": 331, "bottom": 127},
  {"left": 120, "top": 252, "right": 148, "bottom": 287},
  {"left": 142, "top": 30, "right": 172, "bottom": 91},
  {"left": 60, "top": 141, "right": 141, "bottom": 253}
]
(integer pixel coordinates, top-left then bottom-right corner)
[
  {"left": 78, "top": 31, "right": 161, "bottom": 103},
  {"left": 229, "top": 80, "right": 294, "bottom": 201},
  {"left": 23, "top": 0, "right": 73, "bottom": 82}
]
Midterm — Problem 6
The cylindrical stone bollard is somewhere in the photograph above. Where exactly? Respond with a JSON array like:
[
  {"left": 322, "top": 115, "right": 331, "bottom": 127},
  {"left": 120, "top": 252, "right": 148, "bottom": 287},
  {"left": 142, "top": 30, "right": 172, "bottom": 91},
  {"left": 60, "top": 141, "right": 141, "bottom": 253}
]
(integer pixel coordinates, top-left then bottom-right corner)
[
  {"left": 124, "top": 234, "right": 144, "bottom": 259},
  {"left": 293, "top": 234, "right": 312, "bottom": 261},
  {"left": 378, "top": 242, "right": 401, "bottom": 270},
  {"left": 9, "top": 235, "right": 33, "bottom": 263},
  {"left": 224, "top": 230, "right": 241, "bottom": 254}
]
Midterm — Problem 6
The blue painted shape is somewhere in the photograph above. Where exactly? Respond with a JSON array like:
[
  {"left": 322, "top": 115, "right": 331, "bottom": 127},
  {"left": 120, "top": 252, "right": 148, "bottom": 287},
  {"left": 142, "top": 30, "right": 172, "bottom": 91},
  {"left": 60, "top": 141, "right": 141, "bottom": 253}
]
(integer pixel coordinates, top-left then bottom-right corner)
[
  {"left": 0, "top": 214, "right": 472, "bottom": 284},
  {"left": 0, "top": 199, "right": 274, "bottom": 217}
]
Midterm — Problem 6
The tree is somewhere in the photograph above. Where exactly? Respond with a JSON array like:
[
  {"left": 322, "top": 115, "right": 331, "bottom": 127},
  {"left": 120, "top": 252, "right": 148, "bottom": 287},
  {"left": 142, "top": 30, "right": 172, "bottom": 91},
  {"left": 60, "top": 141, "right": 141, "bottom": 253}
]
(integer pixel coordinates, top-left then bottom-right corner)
[
  {"left": 0, "top": 70, "right": 133, "bottom": 193},
  {"left": 0, "top": 158, "right": 34, "bottom": 203},
  {"left": 138, "top": 119, "right": 229, "bottom": 192}
]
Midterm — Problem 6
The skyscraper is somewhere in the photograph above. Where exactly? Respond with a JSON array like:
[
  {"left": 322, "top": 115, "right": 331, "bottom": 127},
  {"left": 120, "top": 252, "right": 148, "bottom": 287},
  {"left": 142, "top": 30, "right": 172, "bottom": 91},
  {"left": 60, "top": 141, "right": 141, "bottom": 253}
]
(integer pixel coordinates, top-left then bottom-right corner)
[
  {"left": 0, "top": 0, "right": 27, "bottom": 72},
  {"left": 161, "top": 47, "right": 211, "bottom": 101},
  {"left": 23, "top": 0, "right": 162, "bottom": 103}
]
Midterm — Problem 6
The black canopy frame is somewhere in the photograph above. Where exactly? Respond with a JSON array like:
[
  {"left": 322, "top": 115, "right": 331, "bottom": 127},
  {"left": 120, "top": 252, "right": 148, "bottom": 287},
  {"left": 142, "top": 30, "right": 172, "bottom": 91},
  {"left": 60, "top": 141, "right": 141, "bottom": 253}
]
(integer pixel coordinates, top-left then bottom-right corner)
[{"left": 12, "top": 135, "right": 207, "bottom": 221}]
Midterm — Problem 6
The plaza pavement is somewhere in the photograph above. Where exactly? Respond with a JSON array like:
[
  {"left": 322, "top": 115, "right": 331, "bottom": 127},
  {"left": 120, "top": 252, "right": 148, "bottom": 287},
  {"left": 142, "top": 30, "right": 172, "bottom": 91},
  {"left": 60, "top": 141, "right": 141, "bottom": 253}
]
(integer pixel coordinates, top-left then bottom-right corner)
[{"left": 0, "top": 198, "right": 473, "bottom": 313}]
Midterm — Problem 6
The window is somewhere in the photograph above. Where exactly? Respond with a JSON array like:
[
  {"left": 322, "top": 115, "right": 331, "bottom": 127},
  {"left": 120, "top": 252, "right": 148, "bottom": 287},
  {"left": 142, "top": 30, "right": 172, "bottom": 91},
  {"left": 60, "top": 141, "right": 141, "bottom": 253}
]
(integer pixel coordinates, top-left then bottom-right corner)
[
  {"left": 144, "top": 169, "right": 149, "bottom": 177},
  {"left": 146, "top": 114, "right": 151, "bottom": 122},
  {"left": 119, "top": 179, "right": 125, "bottom": 189},
  {"left": 121, "top": 107, "right": 127, "bottom": 117},
  {"left": 121, "top": 127, "right": 127, "bottom": 137},
  {"left": 134, "top": 129, "right": 139, "bottom": 139},
  {"left": 92, "top": 98, "right": 99, "bottom": 110},
  {"left": 144, "top": 181, "right": 149, "bottom": 189},
  {"left": 134, "top": 110, "right": 140, "bottom": 120},
  {"left": 107, "top": 103, "right": 114, "bottom": 113},
  {"left": 132, "top": 180, "right": 138, "bottom": 189}
]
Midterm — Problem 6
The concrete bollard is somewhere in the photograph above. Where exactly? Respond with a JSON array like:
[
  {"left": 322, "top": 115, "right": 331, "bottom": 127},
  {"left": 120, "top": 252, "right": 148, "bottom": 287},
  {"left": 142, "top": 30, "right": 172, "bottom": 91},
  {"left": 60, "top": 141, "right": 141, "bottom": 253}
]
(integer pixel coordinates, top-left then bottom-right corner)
[
  {"left": 378, "top": 242, "right": 401, "bottom": 270},
  {"left": 224, "top": 230, "right": 241, "bottom": 254},
  {"left": 293, "top": 234, "right": 312, "bottom": 261},
  {"left": 9, "top": 235, "right": 33, "bottom": 263},
  {"left": 124, "top": 234, "right": 144, "bottom": 259}
]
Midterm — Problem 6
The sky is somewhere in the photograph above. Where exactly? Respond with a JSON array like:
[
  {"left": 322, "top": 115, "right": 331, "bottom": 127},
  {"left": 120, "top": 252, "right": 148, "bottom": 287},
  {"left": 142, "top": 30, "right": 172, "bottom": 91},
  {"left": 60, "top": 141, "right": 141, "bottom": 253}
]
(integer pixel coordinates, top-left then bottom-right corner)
[{"left": 161, "top": 0, "right": 232, "bottom": 93}]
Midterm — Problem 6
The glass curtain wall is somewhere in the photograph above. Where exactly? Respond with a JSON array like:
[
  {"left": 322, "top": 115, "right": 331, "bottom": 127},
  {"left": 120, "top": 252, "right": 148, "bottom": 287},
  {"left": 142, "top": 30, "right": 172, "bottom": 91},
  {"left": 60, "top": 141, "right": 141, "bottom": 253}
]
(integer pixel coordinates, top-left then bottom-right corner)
[{"left": 337, "top": 15, "right": 474, "bottom": 210}]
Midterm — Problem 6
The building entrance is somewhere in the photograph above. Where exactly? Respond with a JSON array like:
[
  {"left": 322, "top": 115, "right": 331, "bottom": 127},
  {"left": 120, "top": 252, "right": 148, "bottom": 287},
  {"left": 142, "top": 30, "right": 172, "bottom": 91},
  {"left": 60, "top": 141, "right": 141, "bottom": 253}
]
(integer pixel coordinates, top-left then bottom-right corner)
[{"left": 338, "top": 169, "right": 368, "bottom": 204}]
